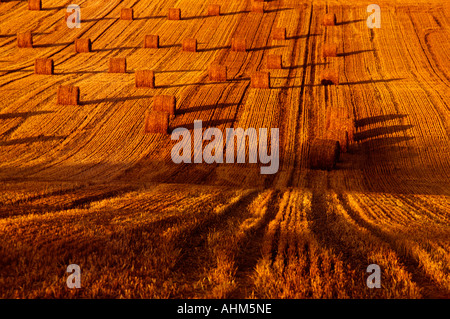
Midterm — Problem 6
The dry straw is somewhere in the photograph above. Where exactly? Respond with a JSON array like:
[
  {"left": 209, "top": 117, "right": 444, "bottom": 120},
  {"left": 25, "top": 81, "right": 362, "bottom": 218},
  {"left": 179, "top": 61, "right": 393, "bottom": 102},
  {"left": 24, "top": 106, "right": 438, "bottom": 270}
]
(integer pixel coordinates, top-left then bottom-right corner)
[
  {"left": 120, "top": 8, "right": 134, "bottom": 20},
  {"left": 273, "top": 27, "right": 286, "bottom": 40},
  {"left": 309, "top": 139, "right": 340, "bottom": 170},
  {"left": 34, "top": 58, "right": 53, "bottom": 75},
  {"left": 208, "top": 4, "right": 220, "bottom": 16},
  {"left": 57, "top": 86, "right": 80, "bottom": 105},
  {"left": 267, "top": 54, "right": 282, "bottom": 69},
  {"left": 28, "top": 0, "right": 41, "bottom": 10},
  {"left": 153, "top": 95, "right": 176, "bottom": 116},
  {"left": 251, "top": 71, "right": 270, "bottom": 89},
  {"left": 135, "top": 70, "right": 155, "bottom": 88},
  {"left": 322, "top": 43, "right": 338, "bottom": 57},
  {"left": 325, "top": 106, "right": 355, "bottom": 152},
  {"left": 75, "top": 38, "right": 91, "bottom": 53},
  {"left": 17, "top": 32, "right": 32, "bottom": 48},
  {"left": 231, "top": 37, "right": 246, "bottom": 52},
  {"left": 323, "top": 13, "right": 337, "bottom": 26},
  {"left": 182, "top": 38, "right": 197, "bottom": 52},
  {"left": 168, "top": 8, "right": 181, "bottom": 20},
  {"left": 251, "top": 2, "right": 264, "bottom": 13},
  {"left": 320, "top": 69, "right": 339, "bottom": 85},
  {"left": 144, "top": 111, "right": 169, "bottom": 134},
  {"left": 109, "top": 58, "right": 127, "bottom": 73},
  {"left": 144, "top": 35, "right": 159, "bottom": 48},
  {"left": 208, "top": 64, "right": 227, "bottom": 82}
]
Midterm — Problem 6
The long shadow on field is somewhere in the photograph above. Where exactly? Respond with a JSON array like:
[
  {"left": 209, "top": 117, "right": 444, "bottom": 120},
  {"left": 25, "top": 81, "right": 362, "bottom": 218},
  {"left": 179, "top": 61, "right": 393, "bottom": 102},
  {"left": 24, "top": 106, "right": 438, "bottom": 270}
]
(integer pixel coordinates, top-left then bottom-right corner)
[
  {"left": 355, "top": 114, "right": 408, "bottom": 128},
  {"left": 286, "top": 33, "right": 321, "bottom": 40},
  {"left": 178, "top": 103, "right": 238, "bottom": 115},
  {"left": 247, "top": 45, "right": 286, "bottom": 52},
  {"left": 354, "top": 125, "right": 414, "bottom": 141},
  {"left": 42, "top": 6, "right": 66, "bottom": 11},
  {"left": 81, "top": 95, "right": 153, "bottom": 105},
  {"left": 337, "top": 49, "right": 375, "bottom": 57},
  {"left": 92, "top": 46, "right": 138, "bottom": 52},
  {"left": 198, "top": 45, "right": 231, "bottom": 52},
  {"left": 156, "top": 69, "right": 203, "bottom": 74},
  {"left": 54, "top": 70, "right": 104, "bottom": 75},
  {"left": 158, "top": 78, "right": 250, "bottom": 89},
  {"left": 358, "top": 136, "right": 414, "bottom": 149},
  {"left": 131, "top": 15, "right": 166, "bottom": 21},
  {"left": 82, "top": 17, "right": 118, "bottom": 22},
  {"left": 0, "top": 69, "right": 33, "bottom": 73},
  {"left": 336, "top": 18, "right": 365, "bottom": 26},
  {"left": 0, "top": 111, "right": 54, "bottom": 120},
  {"left": 221, "top": 10, "right": 250, "bottom": 16},
  {"left": 0, "top": 135, "right": 66, "bottom": 146},
  {"left": 33, "top": 42, "right": 72, "bottom": 48},
  {"left": 172, "top": 118, "right": 234, "bottom": 131}
]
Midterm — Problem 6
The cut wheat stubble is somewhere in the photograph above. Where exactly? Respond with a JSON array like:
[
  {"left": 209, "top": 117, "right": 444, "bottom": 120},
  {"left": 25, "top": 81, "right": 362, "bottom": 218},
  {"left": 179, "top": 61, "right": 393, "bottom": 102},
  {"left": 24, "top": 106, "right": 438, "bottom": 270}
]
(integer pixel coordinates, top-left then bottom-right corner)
[
  {"left": 57, "top": 86, "right": 79, "bottom": 106},
  {"left": 34, "top": 58, "right": 53, "bottom": 75}
]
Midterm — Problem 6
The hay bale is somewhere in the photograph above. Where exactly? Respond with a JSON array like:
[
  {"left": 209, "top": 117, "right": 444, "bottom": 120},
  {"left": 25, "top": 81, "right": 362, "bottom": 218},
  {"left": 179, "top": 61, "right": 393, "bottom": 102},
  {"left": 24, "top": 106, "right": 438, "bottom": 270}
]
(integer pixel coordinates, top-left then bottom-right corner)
[
  {"left": 144, "top": 35, "right": 159, "bottom": 48},
  {"left": 309, "top": 139, "right": 340, "bottom": 170},
  {"left": 251, "top": 2, "right": 264, "bottom": 13},
  {"left": 57, "top": 86, "right": 79, "bottom": 105},
  {"left": 144, "top": 111, "right": 169, "bottom": 134},
  {"left": 323, "top": 13, "right": 337, "bottom": 26},
  {"left": 34, "top": 58, "right": 53, "bottom": 75},
  {"left": 75, "top": 38, "right": 91, "bottom": 53},
  {"left": 120, "top": 8, "right": 133, "bottom": 20},
  {"left": 208, "top": 4, "right": 220, "bottom": 16},
  {"left": 168, "top": 8, "right": 181, "bottom": 20},
  {"left": 320, "top": 69, "right": 339, "bottom": 85},
  {"left": 182, "top": 38, "right": 197, "bottom": 52},
  {"left": 208, "top": 64, "right": 227, "bottom": 82},
  {"left": 273, "top": 27, "right": 286, "bottom": 40},
  {"left": 153, "top": 95, "right": 176, "bottom": 116},
  {"left": 109, "top": 58, "right": 127, "bottom": 73},
  {"left": 251, "top": 71, "right": 270, "bottom": 89},
  {"left": 17, "top": 32, "right": 32, "bottom": 48},
  {"left": 28, "top": 0, "right": 41, "bottom": 10},
  {"left": 322, "top": 43, "right": 338, "bottom": 57},
  {"left": 231, "top": 37, "right": 246, "bottom": 52},
  {"left": 135, "top": 70, "right": 155, "bottom": 88},
  {"left": 267, "top": 54, "right": 282, "bottom": 69}
]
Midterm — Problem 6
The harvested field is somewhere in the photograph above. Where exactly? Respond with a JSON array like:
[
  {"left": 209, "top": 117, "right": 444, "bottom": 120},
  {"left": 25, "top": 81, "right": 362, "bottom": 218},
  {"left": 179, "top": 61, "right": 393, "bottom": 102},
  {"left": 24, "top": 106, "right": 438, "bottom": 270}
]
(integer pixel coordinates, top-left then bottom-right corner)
[{"left": 0, "top": 0, "right": 449, "bottom": 299}]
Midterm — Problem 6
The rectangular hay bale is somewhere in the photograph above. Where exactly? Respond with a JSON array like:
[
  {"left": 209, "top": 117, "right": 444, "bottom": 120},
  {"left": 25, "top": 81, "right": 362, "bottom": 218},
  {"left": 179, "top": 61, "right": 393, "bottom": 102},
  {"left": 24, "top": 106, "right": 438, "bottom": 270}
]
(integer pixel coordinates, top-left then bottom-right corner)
[
  {"left": 208, "top": 4, "right": 220, "bottom": 16},
  {"left": 251, "top": 71, "right": 270, "bottom": 88},
  {"left": 34, "top": 58, "right": 54, "bottom": 75},
  {"left": 153, "top": 95, "right": 176, "bottom": 116},
  {"left": 182, "top": 38, "right": 197, "bottom": 52},
  {"left": 17, "top": 32, "right": 32, "bottom": 48},
  {"left": 109, "top": 58, "right": 127, "bottom": 73},
  {"left": 57, "top": 85, "right": 79, "bottom": 105},
  {"left": 208, "top": 64, "right": 227, "bottom": 82},
  {"left": 267, "top": 54, "right": 282, "bottom": 69},
  {"left": 144, "top": 35, "right": 159, "bottom": 48},
  {"left": 135, "top": 70, "right": 155, "bottom": 88},
  {"left": 75, "top": 38, "right": 91, "bottom": 53},
  {"left": 121, "top": 8, "right": 133, "bottom": 20},
  {"left": 231, "top": 37, "right": 246, "bottom": 52},
  {"left": 168, "top": 8, "right": 181, "bottom": 20},
  {"left": 28, "top": 0, "right": 41, "bottom": 10}
]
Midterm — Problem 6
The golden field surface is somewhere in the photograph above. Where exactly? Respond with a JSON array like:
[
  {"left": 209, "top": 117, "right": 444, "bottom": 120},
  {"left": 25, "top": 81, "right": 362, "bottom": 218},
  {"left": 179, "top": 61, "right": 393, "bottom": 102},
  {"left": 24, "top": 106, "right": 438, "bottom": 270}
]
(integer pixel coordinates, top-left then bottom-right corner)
[{"left": 0, "top": 0, "right": 449, "bottom": 298}]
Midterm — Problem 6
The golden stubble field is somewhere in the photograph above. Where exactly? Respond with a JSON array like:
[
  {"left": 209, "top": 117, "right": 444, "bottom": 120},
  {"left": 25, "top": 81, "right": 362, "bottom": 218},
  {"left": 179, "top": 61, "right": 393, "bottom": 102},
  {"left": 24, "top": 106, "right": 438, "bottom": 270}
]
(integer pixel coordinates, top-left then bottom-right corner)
[{"left": 0, "top": 0, "right": 449, "bottom": 298}]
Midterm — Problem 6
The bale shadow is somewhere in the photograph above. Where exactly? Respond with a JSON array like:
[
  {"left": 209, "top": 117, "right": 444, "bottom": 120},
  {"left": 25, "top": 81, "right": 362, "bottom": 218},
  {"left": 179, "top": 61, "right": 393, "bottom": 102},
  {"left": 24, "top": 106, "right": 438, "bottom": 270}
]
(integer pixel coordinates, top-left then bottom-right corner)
[
  {"left": 82, "top": 17, "right": 118, "bottom": 22},
  {"left": 0, "top": 111, "right": 54, "bottom": 120},
  {"left": 198, "top": 45, "right": 231, "bottom": 52},
  {"left": 0, "top": 135, "right": 66, "bottom": 146},
  {"left": 221, "top": 10, "right": 250, "bottom": 16},
  {"left": 336, "top": 18, "right": 365, "bottom": 26},
  {"left": 92, "top": 46, "right": 138, "bottom": 52},
  {"left": 337, "top": 49, "right": 375, "bottom": 57},
  {"left": 354, "top": 125, "right": 413, "bottom": 142},
  {"left": 33, "top": 42, "right": 72, "bottom": 48},
  {"left": 355, "top": 114, "right": 408, "bottom": 128},
  {"left": 286, "top": 33, "right": 321, "bottom": 40},
  {"left": 81, "top": 95, "right": 153, "bottom": 105},
  {"left": 247, "top": 45, "right": 286, "bottom": 52},
  {"left": 178, "top": 103, "right": 238, "bottom": 115},
  {"left": 171, "top": 118, "right": 234, "bottom": 131}
]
